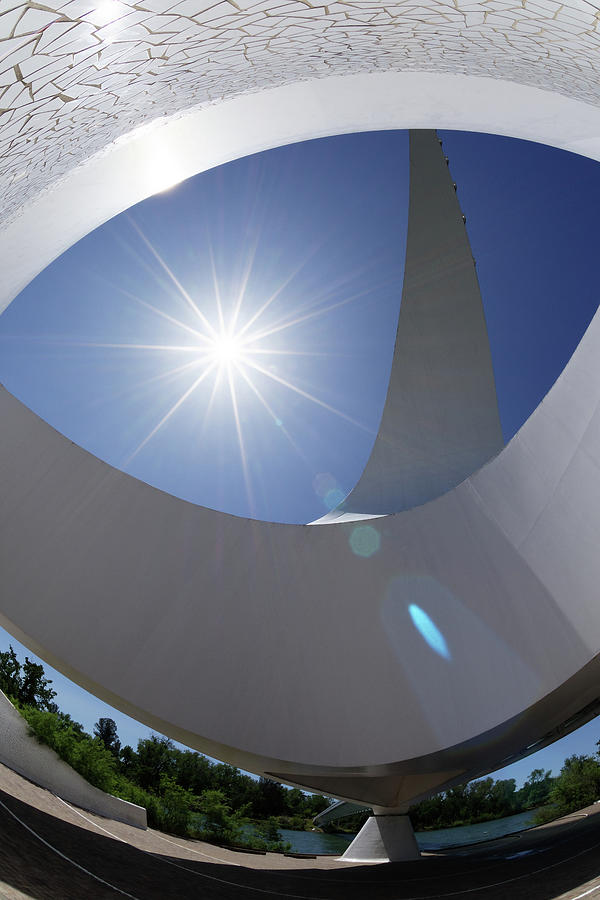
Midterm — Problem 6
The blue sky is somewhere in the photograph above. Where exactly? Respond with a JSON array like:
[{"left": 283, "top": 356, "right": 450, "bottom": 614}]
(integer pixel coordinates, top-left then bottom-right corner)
[
  {"left": 1, "top": 129, "right": 599, "bottom": 788},
  {"left": 0, "top": 131, "right": 408, "bottom": 524}
]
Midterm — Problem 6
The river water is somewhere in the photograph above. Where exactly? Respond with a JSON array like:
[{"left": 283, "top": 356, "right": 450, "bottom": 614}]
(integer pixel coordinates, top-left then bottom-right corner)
[{"left": 279, "top": 809, "right": 539, "bottom": 856}]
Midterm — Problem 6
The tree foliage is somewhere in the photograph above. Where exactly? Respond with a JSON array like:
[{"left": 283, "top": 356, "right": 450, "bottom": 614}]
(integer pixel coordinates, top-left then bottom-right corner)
[
  {"left": 134, "top": 735, "right": 175, "bottom": 792},
  {"left": 0, "top": 646, "right": 57, "bottom": 710},
  {"left": 408, "top": 777, "right": 524, "bottom": 831},
  {"left": 20, "top": 706, "right": 118, "bottom": 794},
  {"left": 535, "top": 753, "right": 600, "bottom": 824},
  {"left": 12, "top": 644, "right": 582, "bottom": 846},
  {"left": 94, "top": 718, "right": 121, "bottom": 758},
  {"left": 519, "top": 768, "right": 554, "bottom": 810},
  {"left": 197, "top": 789, "right": 245, "bottom": 845},
  {"left": 4, "top": 644, "right": 328, "bottom": 843},
  {"left": 389, "top": 769, "right": 554, "bottom": 833}
]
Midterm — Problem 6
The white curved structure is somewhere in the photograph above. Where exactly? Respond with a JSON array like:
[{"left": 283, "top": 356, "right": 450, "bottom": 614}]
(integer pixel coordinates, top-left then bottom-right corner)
[
  {"left": 1, "top": 0, "right": 600, "bottom": 821},
  {"left": 313, "top": 129, "right": 503, "bottom": 520}
]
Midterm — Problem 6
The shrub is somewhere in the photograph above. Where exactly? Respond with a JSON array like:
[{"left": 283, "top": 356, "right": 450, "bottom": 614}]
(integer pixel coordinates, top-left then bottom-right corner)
[
  {"left": 195, "top": 789, "right": 245, "bottom": 845},
  {"left": 253, "top": 816, "right": 292, "bottom": 852},
  {"left": 159, "top": 775, "right": 195, "bottom": 835},
  {"left": 21, "top": 706, "right": 117, "bottom": 793},
  {"left": 533, "top": 755, "right": 600, "bottom": 825}
]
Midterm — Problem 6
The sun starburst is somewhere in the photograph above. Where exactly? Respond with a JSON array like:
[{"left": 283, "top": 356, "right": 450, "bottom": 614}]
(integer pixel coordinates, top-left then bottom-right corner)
[
  {"left": 209, "top": 332, "right": 244, "bottom": 366},
  {"left": 26, "top": 216, "right": 376, "bottom": 516}
]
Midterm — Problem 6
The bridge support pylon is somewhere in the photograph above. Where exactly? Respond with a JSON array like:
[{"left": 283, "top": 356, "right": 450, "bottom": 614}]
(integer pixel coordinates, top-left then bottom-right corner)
[{"left": 340, "top": 814, "right": 420, "bottom": 862}]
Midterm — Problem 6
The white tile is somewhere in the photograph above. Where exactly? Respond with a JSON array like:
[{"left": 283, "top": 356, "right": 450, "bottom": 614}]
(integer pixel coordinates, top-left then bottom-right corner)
[
  {"left": 0, "top": 116, "right": 28, "bottom": 140},
  {"left": 18, "top": 54, "right": 72, "bottom": 81},
  {"left": 0, "top": 80, "right": 28, "bottom": 108},
  {"left": 31, "top": 81, "right": 63, "bottom": 100},
  {"left": 6, "top": 83, "right": 31, "bottom": 106},
  {"left": 95, "top": 10, "right": 155, "bottom": 40},
  {"left": 0, "top": 6, "right": 25, "bottom": 41},
  {"left": 82, "top": 0, "right": 132, "bottom": 27},
  {"left": 39, "top": 21, "right": 96, "bottom": 53},
  {"left": 134, "top": 0, "right": 179, "bottom": 11},
  {"left": 14, "top": 9, "right": 62, "bottom": 37},
  {"left": 194, "top": 3, "right": 239, "bottom": 22},
  {"left": 0, "top": 39, "right": 38, "bottom": 76},
  {"left": 24, "top": 107, "right": 60, "bottom": 126},
  {"left": 58, "top": 0, "right": 98, "bottom": 17},
  {"left": 140, "top": 13, "right": 182, "bottom": 31},
  {"left": 37, "top": 22, "right": 81, "bottom": 52},
  {"left": 166, "top": 0, "right": 213, "bottom": 15},
  {"left": 0, "top": 33, "right": 35, "bottom": 63}
]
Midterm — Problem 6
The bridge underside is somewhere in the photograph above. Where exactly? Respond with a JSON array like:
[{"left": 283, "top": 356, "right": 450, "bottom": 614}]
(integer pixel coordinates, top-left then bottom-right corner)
[{"left": 1, "top": 0, "right": 600, "bottom": 814}]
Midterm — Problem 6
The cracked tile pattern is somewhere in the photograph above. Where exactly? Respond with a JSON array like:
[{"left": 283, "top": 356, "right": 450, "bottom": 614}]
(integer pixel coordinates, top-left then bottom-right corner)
[{"left": 1, "top": 0, "right": 599, "bottom": 219}]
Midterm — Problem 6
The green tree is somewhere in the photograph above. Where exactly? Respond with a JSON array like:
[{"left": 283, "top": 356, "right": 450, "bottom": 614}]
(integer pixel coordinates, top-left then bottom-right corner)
[
  {"left": 135, "top": 735, "right": 175, "bottom": 792},
  {"left": 489, "top": 778, "right": 517, "bottom": 817},
  {"left": 56, "top": 710, "right": 85, "bottom": 736},
  {"left": 197, "top": 789, "right": 244, "bottom": 846},
  {"left": 20, "top": 657, "right": 58, "bottom": 709},
  {"left": 172, "top": 749, "right": 213, "bottom": 796},
  {"left": 254, "top": 816, "right": 292, "bottom": 852},
  {"left": 550, "top": 756, "right": 600, "bottom": 812},
  {"left": 22, "top": 707, "right": 117, "bottom": 793},
  {"left": 212, "top": 763, "right": 255, "bottom": 811},
  {"left": 252, "top": 777, "right": 287, "bottom": 818},
  {"left": 286, "top": 788, "right": 305, "bottom": 815},
  {"left": 0, "top": 646, "right": 20, "bottom": 699},
  {"left": 94, "top": 718, "right": 121, "bottom": 757},
  {"left": 159, "top": 775, "right": 195, "bottom": 835},
  {"left": 119, "top": 744, "right": 138, "bottom": 779},
  {"left": 304, "top": 792, "right": 330, "bottom": 817},
  {"left": 535, "top": 755, "right": 600, "bottom": 824},
  {"left": 518, "top": 769, "right": 553, "bottom": 809},
  {"left": 0, "top": 646, "right": 57, "bottom": 710}
]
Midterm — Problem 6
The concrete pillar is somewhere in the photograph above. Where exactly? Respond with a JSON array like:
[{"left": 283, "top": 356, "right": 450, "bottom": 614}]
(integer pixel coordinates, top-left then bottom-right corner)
[{"left": 341, "top": 814, "right": 420, "bottom": 862}]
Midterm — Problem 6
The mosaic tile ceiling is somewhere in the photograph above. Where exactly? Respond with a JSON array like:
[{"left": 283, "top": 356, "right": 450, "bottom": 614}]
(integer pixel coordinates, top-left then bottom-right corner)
[{"left": 1, "top": 0, "right": 599, "bottom": 219}]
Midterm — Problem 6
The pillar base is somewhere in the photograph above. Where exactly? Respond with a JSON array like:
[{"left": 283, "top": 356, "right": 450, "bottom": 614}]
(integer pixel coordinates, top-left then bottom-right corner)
[{"left": 341, "top": 815, "right": 420, "bottom": 862}]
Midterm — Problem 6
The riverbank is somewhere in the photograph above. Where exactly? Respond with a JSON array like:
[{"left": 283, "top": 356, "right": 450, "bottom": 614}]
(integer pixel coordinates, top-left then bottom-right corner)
[{"left": 275, "top": 808, "right": 541, "bottom": 855}]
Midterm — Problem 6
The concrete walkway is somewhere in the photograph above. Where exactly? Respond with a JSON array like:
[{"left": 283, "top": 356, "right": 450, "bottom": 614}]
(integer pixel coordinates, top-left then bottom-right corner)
[{"left": 1, "top": 761, "right": 599, "bottom": 899}]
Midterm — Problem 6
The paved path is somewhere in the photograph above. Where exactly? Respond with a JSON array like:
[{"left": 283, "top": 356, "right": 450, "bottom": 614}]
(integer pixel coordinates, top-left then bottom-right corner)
[{"left": 1, "top": 761, "right": 599, "bottom": 899}]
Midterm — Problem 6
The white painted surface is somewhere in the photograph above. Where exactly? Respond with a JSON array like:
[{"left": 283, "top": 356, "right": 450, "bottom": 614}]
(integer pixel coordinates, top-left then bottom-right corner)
[
  {"left": 1, "top": 129, "right": 599, "bottom": 801},
  {"left": 313, "top": 129, "right": 503, "bottom": 518},
  {"left": 3, "top": 73, "right": 600, "bottom": 315},
  {"left": 0, "top": 692, "right": 146, "bottom": 830},
  {"left": 0, "top": 293, "right": 597, "bottom": 776},
  {"left": 1, "top": 0, "right": 600, "bottom": 226},
  {"left": 341, "top": 815, "right": 420, "bottom": 862},
  {"left": 1, "top": 0, "right": 600, "bottom": 811}
]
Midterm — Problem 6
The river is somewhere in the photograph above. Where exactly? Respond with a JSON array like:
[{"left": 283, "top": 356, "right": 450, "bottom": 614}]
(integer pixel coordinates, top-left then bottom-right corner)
[{"left": 278, "top": 809, "right": 540, "bottom": 855}]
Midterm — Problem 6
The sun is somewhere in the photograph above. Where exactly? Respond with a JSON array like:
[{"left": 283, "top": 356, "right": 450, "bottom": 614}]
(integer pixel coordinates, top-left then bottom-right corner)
[
  {"left": 86, "top": 213, "right": 372, "bottom": 512},
  {"left": 210, "top": 332, "right": 243, "bottom": 366}
]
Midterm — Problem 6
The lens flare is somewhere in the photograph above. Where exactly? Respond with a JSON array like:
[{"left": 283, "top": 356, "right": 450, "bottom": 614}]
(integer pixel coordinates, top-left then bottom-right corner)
[
  {"left": 349, "top": 524, "right": 381, "bottom": 558},
  {"left": 408, "top": 604, "right": 450, "bottom": 660}
]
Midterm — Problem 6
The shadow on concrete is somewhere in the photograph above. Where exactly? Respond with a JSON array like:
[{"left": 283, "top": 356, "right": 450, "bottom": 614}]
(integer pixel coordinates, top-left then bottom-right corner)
[{"left": 1, "top": 787, "right": 599, "bottom": 900}]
